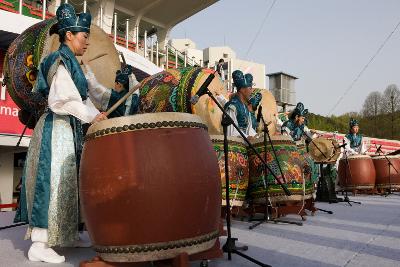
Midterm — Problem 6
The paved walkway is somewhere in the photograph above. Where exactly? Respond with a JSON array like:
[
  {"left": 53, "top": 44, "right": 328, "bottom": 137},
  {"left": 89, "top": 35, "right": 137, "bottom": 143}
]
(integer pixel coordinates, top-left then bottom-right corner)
[{"left": 1, "top": 194, "right": 400, "bottom": 267}]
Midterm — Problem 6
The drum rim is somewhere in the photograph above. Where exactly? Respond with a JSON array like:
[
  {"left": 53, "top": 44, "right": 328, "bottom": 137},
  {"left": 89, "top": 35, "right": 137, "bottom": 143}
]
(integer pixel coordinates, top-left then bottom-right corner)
[
  {"left": 85, "top": 112, "right": 206, "bottom": 141},
  {"left": 250, "top": 135, "right": 294, "bottom": 145},
  {"left": 209, "top": 135, "right": 247, "bottom": 145},
  {"left": 340, "top": 154, "right": 372, "bottom": 160}
]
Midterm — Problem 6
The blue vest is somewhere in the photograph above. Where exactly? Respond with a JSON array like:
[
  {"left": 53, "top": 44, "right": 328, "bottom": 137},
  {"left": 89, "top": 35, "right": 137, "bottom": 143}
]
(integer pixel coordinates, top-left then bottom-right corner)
[
  {"left": 345, "top": 133, "right": 362, "bottom": 149},
  {"left": 107, "top": 89, "right": 139, "bottom": 118},
  {"left": 35, "top": 44, "right": 88, "bottom": 100},
  {"left": 224, "top": 94, "right": 254, "bottom": 131},
  {"left": 282, "top": 120, "right": 305, "bottom": 141}
]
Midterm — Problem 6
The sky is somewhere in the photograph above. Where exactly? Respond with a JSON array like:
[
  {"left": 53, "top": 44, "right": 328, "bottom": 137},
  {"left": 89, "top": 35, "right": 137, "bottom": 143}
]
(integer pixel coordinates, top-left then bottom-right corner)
[{"left": 170, "top": 0, "right": 400, "bottom": 116}]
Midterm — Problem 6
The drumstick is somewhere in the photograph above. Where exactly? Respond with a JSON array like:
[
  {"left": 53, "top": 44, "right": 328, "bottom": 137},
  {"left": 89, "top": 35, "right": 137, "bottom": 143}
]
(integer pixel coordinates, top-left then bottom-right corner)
[{"left": 105, "top": 72, "right": 158, "bottom": 116}]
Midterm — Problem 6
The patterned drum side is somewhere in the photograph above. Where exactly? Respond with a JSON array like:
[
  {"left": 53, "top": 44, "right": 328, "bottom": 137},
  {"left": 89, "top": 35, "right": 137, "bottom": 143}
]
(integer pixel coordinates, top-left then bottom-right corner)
[{"left": 210, "top": 135, "right": 249, "bottom": 207}]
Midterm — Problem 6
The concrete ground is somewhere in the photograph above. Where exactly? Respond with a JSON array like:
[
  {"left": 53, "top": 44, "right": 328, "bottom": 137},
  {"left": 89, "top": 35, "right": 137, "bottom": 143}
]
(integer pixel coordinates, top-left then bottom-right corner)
[{"left": 1, "top": 194, "right": 400, "bottom": 267}]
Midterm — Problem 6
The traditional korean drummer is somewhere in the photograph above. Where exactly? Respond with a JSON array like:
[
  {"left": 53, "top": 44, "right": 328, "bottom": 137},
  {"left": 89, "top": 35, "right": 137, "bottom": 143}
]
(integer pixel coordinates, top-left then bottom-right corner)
[
  {"left": 281, "top": 102, "right": 316, "bottom": 142},
  {"left": 223, "top": 70, "right": 257, "bottom": 138},
  {"left": 343, "top": 118, "right": 366, "bottom": 155}
]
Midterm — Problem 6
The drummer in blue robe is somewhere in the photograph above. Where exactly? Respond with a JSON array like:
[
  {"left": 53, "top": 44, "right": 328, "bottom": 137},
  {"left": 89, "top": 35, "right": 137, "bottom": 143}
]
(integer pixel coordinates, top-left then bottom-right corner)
[
  {"left": 224, "top": 70, "right": 257, "bottom": 137},
  {"left": 344, "top": 118, "right": 366, "bottom": 155},
  {"left": 281, "top": 102, "right": 315, "bottom": 141},
  {"left": 84, "top": 63, "right": 140, "bottom": 118},
  {"left": 14, "top": 3, "right": 107, "bottom": 264}
]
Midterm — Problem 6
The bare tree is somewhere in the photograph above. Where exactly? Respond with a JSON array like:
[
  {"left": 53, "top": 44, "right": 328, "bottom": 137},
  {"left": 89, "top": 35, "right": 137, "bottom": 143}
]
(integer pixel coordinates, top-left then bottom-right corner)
[
  {"left": 382, "top": 84, "right": 400, "bottom": 139},
  {"left": 382, "top": 84, "right": 400, "bottom": 113},
  {"left": 361, "top": 91, "right": 383, "bottom": 117}
]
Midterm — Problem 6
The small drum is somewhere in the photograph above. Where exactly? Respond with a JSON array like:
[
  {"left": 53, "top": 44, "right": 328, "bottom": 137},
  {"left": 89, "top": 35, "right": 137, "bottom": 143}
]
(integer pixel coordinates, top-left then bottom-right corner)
[
  {"left": 80, "top": 113, "right": 221, "bottom": 262},
  {"left": 139, "top": 67, "right": 225, "bottom": 135},
  {"left": 250, "top": 88, "right": 278, "bottom": 135},
  {"left": 308, "top": 137, "right": 341, "bottom": 163},
  {"left": 210, "top": 135, "right": 249, "bottom": 207},
  {"left": 4, "top": 18, "right": 120, "bottom": 112},
  {"left": 338, "top": 155, "right": 376, "bottom": 190},
  {"left": 248, "top": 135, "right": 312, "bottom": 203},
  {"left": 372, "top": 155, "right": 400, "bottom": 190}
]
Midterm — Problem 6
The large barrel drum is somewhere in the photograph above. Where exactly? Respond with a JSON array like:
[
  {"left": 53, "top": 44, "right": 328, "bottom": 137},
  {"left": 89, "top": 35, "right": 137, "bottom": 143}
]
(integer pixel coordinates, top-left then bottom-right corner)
[
  {"left": 210, "top": 135, "right": 249, "bottom": 207},
  {"left": 338, "top": 155, "right": 376, "bottom": 190},
  {"left": 248, "top": 135, "right": 313, "bottom": 203},
  {"left": 4, "top": 18, "right": 120, "bottom": 112},
  {"left": 372, "top": 155, "right": 400, "bottom": 190},
  {"left": 138, "top": 67, "right": 225, "bottom": 135},
  {"left": 80, "top": 112, "right": 221, "bottom": 262}
]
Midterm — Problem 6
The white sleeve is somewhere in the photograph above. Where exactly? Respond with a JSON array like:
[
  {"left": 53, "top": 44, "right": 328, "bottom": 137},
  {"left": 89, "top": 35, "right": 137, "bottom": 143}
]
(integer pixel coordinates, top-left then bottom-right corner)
[
  {"left": 216, "top": 94, "right": 228, "bottom": 106},
  {"left": 343, "top": 137, "right": 357, "bottom": 155},
  {"left": 225, "top": 105, "right": 248, "bottom": 138},
  {"left": 85, "top": 65, "right": 111, "bottom": 111},
  {"left": 48, "top": 64, "right": 100, "bottom": 123}
]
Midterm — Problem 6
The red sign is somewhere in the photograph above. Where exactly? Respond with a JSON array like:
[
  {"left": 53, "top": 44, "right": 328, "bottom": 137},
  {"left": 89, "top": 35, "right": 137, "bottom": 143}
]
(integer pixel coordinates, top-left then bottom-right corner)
[{"left": 0, "top": 85, "right": 33, "bottom": 136}]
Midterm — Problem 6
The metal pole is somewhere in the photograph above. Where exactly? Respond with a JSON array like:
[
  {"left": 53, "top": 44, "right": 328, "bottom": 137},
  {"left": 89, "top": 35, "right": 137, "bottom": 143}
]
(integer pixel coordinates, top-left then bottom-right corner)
[
  {"left": 144, "top": 30, "right": 148, "bottom": 59},
  {"left": 175, "top": 49, "right": 178, "bottom": 68},
  {"left": 19, "top": 0, "right": 22, "bottom": 14},
  {"left": 126, "top": 19, "right": 129, "bottom": 49},
  {"left": 135, "top": 25, "right": 139, "bottom": 53},
  {"left": 42, "top": 0, "right": 46, "bottom": 20},
  {"left": 165, "top": 44, "right": 168, "bottom": 69},
  {"left": 113, "top": 12, "right": 117, "bottom": 44},
  {"left": 150, "top": 37, "right": 154, "bottom": 62},
  {"left": 100, "top": 5, "right": 103, "bottom": 29},
  {"left": 83, "top": 0, "right": 87, "bottom": 13},
  {"left": 156, "top": 41, "right": 159, "bottom": 66}
]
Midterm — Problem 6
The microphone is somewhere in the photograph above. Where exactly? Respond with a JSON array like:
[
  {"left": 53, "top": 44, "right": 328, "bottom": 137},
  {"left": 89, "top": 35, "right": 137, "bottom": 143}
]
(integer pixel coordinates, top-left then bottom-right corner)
[
  {"left": 257, "top": 106, "right": 263, "bottom": 123},
  {"left": 190, "top": 73, "right": 215, "bottom": 105}
]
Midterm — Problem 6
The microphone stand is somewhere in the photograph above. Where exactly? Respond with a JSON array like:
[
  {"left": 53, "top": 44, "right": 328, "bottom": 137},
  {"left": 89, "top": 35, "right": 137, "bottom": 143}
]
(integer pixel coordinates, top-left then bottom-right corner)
[
  {"left": 249, "top": 111, "right": 303, "bottom": 229},
  {"left": 341, "top": 148, "right": 361, "bottom": 206},
  {"left": 376, "top": 147, "right": 400, "bottom": 197},
  {"left": 204, "top": 90, "right": 291, "bottom": 267}
]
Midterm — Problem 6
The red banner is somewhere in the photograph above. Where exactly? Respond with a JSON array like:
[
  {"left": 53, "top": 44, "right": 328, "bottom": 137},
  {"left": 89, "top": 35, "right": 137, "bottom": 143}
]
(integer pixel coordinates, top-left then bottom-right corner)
[{"left": 0, "top": 85, "right": 32, "bottom": 136}]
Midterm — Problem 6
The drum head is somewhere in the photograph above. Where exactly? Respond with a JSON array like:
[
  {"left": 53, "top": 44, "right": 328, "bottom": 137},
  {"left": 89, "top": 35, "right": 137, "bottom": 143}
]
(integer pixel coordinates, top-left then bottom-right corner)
[
  {"left": 4, "top": 21, "right": 120, "bottom": 112},
  {"left": 251, "top": 88, "right": 278, "bottom": 135},
  {"left": 309, "top": 137, "right": 341, "bottom": 163}
]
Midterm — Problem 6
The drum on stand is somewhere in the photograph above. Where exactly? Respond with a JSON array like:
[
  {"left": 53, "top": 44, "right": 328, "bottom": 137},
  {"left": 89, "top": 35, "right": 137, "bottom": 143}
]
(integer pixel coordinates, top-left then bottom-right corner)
[
  {"left": 247, "top": 135, "right": 312, "bottom": 204},
  {"left": 4, "top": 18, "right": 120, "bottom": 113},
  {"left": 80, "top": 113, "right": 221, "bottom": 262},
  {"left": 308, "top": 137, "right": 341, "bottom": 164},
  {"left": 371, "top": 155, "right": 400, "bottom": 190},
  {"left": 338, "top": 155, "right": 376, "bottom": 191},
  {"left": 138, "top": 67, "right": 226, "bottom": 135},
  {"left": 210, "top": 135, "right": 249, "bottom": 207}
]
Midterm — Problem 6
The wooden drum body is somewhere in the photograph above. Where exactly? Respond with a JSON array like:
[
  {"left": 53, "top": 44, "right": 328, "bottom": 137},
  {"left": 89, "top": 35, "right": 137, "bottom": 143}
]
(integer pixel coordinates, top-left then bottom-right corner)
[
  {"left": 248, "top": 136, "right": 312, "bottom": 203},
  {"left": 210, "top": 135, "right": 249, "bottom": 207},
  {"left": 138, "top": 67, "right": 225, "bottom": 135},
  {"left": 338, "top": 155, "right": 376, "bottom": 190},
  {"left": 372, "top": 155, "right": 400, "bottom": 190},
  {"left": 80, "top": 113, "right": 221, "bottom": 262}
]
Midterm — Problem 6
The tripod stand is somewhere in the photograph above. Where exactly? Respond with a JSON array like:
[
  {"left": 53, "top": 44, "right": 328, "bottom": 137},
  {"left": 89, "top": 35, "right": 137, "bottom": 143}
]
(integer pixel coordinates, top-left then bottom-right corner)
[
  {"left": 201, "top": 86, "right": 291, "bottom": 267},
  {"left": 249, "top": 109, "right": 303, "bottom": 229},
  {"left": 376, "top": 147, "right": 400, "bottom": 197},
  {"left": 341, "top": 149, "right": 361, "bottom": 206}
]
